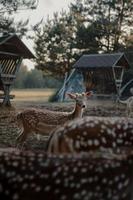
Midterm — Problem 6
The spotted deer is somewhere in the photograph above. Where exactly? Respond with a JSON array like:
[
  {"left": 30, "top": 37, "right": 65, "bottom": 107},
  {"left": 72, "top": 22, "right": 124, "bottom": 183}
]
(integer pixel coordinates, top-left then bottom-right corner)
[
  {"left": 46, "top": 116, "right": 133, "bottom": 154},
  {"left": 16, "top": 91, "right": 92, "bottom": 146},
  {"left": 0, "top": 149, "right": 133, "bottom": 200}
]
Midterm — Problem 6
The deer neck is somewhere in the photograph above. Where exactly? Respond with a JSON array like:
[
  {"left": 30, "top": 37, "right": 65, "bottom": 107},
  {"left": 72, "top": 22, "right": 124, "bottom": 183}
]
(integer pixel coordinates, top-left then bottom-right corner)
[{"left": 71, "top": 104, "right": 84, "bottom": 119}]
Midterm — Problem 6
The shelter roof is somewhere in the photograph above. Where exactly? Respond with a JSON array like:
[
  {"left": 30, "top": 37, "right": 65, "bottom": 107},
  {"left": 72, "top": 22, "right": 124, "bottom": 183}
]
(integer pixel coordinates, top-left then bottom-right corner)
[
  {"left": 0, "top": 34, "right": 35, "bottom": 59},
  {"left": 73, "top": 53, "right": 130, "bottom": 70}
]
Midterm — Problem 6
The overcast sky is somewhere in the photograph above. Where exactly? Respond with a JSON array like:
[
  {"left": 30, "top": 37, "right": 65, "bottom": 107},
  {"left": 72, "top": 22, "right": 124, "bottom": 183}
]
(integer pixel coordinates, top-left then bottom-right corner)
[{"left": 16, "top": 0, "right": 73, "bottom": 69}]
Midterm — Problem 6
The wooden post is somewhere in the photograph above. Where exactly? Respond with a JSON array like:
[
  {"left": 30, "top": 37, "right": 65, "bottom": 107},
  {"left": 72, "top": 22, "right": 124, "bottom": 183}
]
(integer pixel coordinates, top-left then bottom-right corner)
[
  {"left": 14, "top": 57, "right": 23, "bottom": 75},
  {"left": 112, "top": 66, "right": 124, "bottom": 100},
  {"left": 1, "top": 57, "right": 23, "bottom": 107},
  {"left": 2, "top": 85, "right": 11, "bottom": 106}
]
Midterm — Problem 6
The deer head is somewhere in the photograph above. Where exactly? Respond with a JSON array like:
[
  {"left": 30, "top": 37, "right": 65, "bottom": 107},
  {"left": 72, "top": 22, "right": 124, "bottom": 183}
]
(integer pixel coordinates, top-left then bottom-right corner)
[{"left": 67, "top": 91, "right": 93, "bottom": 109}]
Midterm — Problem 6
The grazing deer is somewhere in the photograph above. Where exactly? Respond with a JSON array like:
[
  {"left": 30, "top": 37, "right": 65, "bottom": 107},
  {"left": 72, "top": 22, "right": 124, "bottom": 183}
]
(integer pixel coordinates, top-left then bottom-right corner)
[
  {"left": 46, "top": 116, "right": 133, "bottom": 154},
  {"left": 16, "top": 91, "right": 92, "bottom": 146},
  {"left": 0, "top": 149, "right": 133, "bottom": 200}
]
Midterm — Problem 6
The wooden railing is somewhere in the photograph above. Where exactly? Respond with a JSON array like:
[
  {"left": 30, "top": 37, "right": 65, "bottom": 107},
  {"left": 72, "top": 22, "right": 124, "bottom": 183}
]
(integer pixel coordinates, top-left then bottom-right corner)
[{"left": 0, "top": 94, "right": 15, "bottom": 99}]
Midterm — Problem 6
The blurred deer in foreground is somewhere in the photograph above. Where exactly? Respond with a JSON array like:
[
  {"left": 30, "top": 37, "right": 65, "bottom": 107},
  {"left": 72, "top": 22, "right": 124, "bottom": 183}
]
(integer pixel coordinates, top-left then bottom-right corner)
[
  {"left": 47, "top": 116, "right": 133, "bottom": 154},
  {"left": 0, "top": 149, "right": 133, "bottom": 200},
  {"left": 16, "top": 91, "right": 93, "bottom": 146}
]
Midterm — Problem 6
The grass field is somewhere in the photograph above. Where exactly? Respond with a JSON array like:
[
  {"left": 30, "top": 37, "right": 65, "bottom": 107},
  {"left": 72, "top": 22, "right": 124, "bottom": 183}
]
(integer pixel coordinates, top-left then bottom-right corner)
[
  {"left": 11, "top": 88, "right": 56, "bottom": 103},
  {"left": 9, "top": 88, "right": 57, "bottom": 109},
  {"left": 9, "top": 88, "right": 126, "bottom": 110}
]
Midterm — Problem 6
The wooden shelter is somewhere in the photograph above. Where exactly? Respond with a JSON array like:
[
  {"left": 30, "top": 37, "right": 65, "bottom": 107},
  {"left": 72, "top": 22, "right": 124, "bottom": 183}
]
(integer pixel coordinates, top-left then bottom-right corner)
[
  {"left": 73, "top": 53, "right": 130, "bottom": 97},
  {"left": 0, "top": 34, "right": 35, "bottom": 106}
]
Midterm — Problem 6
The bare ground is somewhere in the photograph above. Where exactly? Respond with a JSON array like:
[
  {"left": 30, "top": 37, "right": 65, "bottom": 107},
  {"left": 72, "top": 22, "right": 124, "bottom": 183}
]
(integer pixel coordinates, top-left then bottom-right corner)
[{"left": 0, "top": 99, "right": 127, "bottom": 151}]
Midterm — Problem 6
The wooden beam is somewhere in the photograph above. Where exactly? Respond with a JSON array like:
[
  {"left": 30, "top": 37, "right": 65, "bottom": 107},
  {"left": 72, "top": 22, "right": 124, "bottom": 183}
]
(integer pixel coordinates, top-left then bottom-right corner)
[
  {"left": 9, "top": 60, "right": 17, "bottom": 74},
  {"left": 2, "top": 85, "right": 11, "bottom": 106},
  {"left": 0, "top": 94, "right": 15, "bottom": 99},
  {"left": 112, "top": 65, "right": 125, "bottom": 98},
  {"left": 0, "top": 51, "right": 19, "bottom": 57},
  {"left": 1, "top": 81, "right": 14, "bottom": 85},
  {"left": 1, "top": 74, "right": 16, "bottom": 78},
  {"left": 14, "top": 57, "right": 23, "bottom": 75}
]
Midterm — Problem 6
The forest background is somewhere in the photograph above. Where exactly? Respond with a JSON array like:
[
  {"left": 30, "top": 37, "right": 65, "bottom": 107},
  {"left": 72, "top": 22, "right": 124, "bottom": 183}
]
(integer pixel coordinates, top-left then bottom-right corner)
[{"left": 1, "top": 0, "right": 132, "bottom": 89}]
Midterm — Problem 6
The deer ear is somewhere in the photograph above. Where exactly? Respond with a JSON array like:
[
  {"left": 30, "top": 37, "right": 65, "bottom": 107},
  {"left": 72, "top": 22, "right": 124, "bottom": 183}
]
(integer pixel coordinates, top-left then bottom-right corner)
[
  {"left": 85, "top": 91, "right": 93, "bottom": 97},
  {"left": 67, "top": 93, "right": 77, "bottom": 99}
]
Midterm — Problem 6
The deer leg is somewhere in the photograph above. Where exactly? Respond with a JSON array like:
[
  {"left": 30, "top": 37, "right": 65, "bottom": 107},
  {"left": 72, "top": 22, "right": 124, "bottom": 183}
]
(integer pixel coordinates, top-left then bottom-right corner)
[
  {"left": 47, "top": 134, "right": 74, "bottom": 154},
  {"left": 47, "top": 133, "right": 58, "bottom": 154},
  {"left": 16, "top": 128, "right": 29, "bottom": 149}
]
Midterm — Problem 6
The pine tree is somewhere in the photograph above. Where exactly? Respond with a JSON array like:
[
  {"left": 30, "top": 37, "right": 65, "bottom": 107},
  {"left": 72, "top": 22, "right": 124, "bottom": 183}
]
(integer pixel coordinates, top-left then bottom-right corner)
[
  {"left": 84, "top": 0, "right": 133, "bottom": 52},
  {"left": 34, "top": 11, "right": 76, "bottom": 78},
  {"left": 0, "top": 0, "right": 37, "bottom": 37},
  {"left": 34, "top": 0, "right": 133, "bottom": 78}
]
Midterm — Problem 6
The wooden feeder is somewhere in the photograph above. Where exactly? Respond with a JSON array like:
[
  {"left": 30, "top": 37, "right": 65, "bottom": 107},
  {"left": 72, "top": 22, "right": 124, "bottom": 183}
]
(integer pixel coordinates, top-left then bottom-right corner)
[
  {"left": 73, "top": 53, "right": 130, "bottom": 98},
  {"left": 0, "top": 34, "right": 35, "bottom": 106}
]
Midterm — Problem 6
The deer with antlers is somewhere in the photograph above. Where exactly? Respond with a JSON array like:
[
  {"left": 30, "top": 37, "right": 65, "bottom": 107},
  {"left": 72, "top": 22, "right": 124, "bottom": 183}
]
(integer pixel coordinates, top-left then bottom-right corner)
[{"left": 16, "top": 91, "right": 93, "bottom": 146}]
